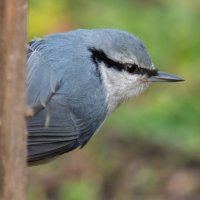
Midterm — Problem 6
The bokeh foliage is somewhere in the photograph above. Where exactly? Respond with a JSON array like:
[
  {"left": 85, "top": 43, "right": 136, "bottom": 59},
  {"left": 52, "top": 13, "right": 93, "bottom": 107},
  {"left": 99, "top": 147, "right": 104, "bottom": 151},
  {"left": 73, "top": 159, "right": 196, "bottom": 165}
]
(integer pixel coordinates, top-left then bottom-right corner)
[{"left": 28, "top": 0, "right": 200, "bottom": 199}]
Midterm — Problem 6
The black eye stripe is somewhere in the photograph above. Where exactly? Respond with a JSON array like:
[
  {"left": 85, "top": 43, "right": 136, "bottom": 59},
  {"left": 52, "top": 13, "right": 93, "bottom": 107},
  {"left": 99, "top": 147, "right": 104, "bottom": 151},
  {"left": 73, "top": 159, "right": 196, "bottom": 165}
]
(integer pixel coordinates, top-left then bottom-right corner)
[
  {"left": 89, "top": 48, "right": 158, "bottom": 76},
  {"left": 89, "top": 48, "right": 124, "bottom": 71}
]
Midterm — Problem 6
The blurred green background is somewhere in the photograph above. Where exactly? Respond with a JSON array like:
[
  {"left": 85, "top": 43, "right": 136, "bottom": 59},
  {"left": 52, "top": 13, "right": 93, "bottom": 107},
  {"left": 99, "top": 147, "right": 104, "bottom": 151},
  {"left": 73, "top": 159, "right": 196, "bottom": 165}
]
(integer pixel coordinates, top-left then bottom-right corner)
[{"left": 28, "top": 0, "right": 200, "bottom": 199}]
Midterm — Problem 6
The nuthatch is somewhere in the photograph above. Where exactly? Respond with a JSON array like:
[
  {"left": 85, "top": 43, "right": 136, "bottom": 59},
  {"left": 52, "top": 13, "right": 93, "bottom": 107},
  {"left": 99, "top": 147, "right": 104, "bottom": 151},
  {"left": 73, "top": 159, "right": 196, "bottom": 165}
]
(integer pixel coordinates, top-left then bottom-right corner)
[{"left": 27, "top": 29, "right": 184, "bottom": 164}]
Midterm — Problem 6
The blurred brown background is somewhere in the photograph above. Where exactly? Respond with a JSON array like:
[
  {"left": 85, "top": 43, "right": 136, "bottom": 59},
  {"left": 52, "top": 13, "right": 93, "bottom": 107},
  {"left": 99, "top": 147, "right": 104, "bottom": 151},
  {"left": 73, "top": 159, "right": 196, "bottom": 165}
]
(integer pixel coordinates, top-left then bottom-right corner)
[{"left": 28, "top": 0, "right": 200, "bottom": 199}]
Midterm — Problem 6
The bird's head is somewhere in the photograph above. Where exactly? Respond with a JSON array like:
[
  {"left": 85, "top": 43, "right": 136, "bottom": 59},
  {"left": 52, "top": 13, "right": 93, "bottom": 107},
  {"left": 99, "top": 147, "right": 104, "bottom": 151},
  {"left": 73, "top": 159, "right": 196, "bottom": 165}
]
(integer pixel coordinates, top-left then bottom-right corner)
[{"left": 87, "top": 29, "right": 184, "bottom": 112}]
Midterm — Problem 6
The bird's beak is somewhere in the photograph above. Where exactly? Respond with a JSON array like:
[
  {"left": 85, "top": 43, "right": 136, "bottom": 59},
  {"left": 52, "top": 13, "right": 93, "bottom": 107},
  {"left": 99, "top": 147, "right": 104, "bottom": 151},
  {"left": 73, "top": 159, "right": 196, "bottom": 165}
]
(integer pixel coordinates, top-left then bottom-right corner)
[{"left": 148, "top": 71, "right": 184, "bottom": 82}]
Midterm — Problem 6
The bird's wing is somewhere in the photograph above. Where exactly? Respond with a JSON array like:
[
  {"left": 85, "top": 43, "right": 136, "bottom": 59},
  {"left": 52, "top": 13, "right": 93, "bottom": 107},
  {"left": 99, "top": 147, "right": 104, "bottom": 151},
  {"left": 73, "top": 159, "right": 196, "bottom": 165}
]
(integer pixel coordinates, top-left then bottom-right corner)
[
  {"left": 27, "top": 40, "right": 100, "bottom": 164},
  {"left": 27, "top": 39, "right": 61, "bottom": 113},
  {"left": 28, "top": 103, "right": 97, "bottom": 165}
]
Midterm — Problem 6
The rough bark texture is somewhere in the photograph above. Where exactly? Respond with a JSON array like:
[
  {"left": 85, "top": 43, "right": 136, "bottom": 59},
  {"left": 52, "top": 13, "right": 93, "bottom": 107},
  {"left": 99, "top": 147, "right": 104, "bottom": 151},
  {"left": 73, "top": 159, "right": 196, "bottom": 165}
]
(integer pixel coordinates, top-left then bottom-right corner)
[{"left": 0, "top": 0, "right": 27, "bottom": 199}]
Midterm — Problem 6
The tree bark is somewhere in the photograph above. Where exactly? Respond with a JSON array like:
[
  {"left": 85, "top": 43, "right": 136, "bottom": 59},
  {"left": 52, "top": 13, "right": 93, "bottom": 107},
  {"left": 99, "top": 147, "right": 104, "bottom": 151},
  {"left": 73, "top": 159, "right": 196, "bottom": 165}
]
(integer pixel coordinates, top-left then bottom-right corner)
[{"left": 0, "top": 0, "right": 27, "bottom": 199}]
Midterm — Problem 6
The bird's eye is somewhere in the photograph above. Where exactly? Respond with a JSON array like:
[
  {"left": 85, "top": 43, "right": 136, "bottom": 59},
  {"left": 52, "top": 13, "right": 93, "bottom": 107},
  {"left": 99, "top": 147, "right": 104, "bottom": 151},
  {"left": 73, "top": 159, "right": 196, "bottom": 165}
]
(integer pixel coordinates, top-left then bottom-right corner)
[{"left": 125, "top": 63, "right": 138, "bottom": 74}]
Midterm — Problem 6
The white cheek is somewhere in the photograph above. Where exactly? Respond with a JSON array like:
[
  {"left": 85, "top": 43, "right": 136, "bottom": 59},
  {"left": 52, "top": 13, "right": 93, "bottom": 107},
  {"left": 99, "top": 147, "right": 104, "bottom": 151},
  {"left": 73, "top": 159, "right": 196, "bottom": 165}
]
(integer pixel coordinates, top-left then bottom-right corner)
[
  {"left": 121, "top": 72, "right": 150, "bottom": 99},
  {"left": 100, "top": 64, "right": 150, "bottom": 113}
]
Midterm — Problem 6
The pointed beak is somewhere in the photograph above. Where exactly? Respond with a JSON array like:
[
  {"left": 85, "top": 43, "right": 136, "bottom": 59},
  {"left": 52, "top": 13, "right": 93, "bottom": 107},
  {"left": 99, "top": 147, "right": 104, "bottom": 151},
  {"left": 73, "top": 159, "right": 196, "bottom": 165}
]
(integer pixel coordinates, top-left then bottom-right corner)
[{"left": 148, "top": 71, "right": 185, "bottom": 82}]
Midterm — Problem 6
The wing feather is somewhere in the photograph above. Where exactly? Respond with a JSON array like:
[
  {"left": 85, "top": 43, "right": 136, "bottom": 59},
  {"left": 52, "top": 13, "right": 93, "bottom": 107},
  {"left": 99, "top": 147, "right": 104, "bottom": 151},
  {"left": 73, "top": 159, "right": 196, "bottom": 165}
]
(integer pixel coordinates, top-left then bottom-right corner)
[
  {"left": 27, "top": 110, "right": 95, "bottom": 164},
  {"left": 27, "top": 40, "right": 60, "bottom": 110}
]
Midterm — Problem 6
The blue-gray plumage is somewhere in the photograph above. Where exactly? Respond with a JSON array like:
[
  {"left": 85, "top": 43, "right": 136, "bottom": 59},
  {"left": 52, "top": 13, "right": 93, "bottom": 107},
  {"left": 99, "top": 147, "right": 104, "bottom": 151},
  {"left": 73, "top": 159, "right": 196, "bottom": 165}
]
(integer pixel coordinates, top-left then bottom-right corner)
[{"left": 27, "top": 29, "right": 184, "bottom": 164}]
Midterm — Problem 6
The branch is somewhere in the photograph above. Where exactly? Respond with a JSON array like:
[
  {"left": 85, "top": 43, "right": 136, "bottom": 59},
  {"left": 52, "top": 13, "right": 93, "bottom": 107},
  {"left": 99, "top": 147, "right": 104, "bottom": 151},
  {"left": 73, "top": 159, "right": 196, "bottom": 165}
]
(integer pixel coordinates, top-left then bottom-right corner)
[{"left": 0, "top": 0, "right": 27, "bottom": 199}]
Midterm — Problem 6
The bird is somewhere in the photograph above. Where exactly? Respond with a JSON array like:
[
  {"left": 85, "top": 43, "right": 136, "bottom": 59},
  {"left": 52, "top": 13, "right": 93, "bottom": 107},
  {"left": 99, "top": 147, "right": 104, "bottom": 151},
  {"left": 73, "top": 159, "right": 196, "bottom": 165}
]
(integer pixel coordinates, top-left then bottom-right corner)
[{"left": 27, "top": 29, "right": 184, "bottom": 165}]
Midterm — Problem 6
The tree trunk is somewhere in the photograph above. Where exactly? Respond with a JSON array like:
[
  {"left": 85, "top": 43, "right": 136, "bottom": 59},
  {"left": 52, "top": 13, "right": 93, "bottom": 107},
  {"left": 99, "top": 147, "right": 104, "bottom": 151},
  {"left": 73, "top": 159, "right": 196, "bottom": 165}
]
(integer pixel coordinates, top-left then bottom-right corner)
[{"left": 0, "top": 0, "right": 27, "bottom": 199}]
